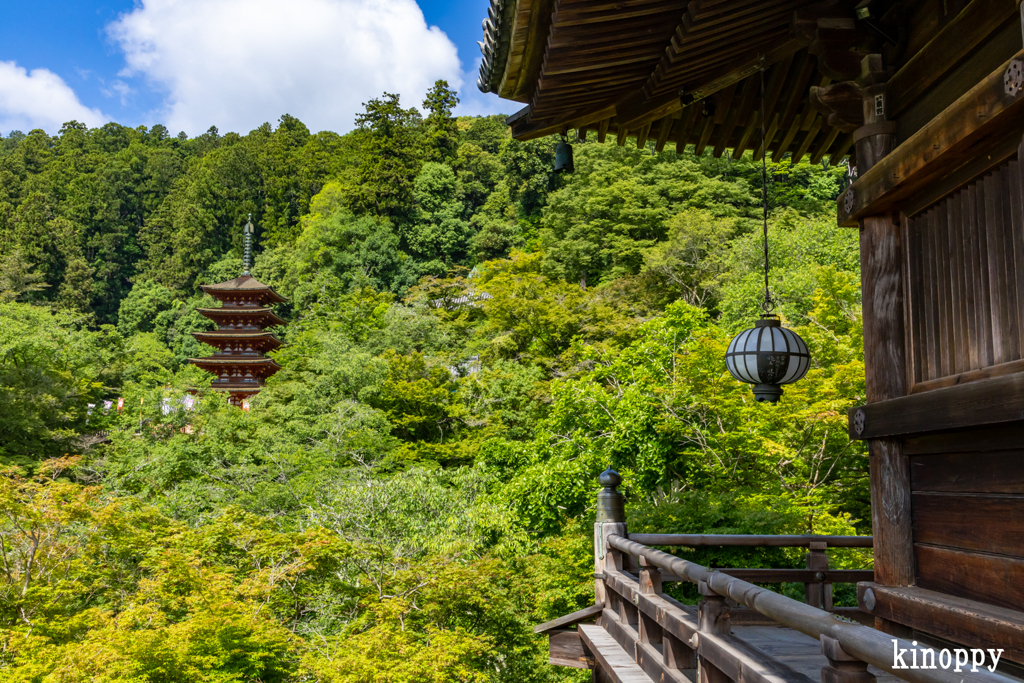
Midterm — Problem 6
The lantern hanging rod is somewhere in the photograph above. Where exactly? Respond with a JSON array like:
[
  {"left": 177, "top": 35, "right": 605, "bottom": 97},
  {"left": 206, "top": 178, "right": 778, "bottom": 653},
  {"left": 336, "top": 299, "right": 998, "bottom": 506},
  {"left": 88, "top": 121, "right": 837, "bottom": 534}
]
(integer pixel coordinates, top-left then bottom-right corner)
[{"left": 758, "top": 54, "right": 775, "bottom": 316}]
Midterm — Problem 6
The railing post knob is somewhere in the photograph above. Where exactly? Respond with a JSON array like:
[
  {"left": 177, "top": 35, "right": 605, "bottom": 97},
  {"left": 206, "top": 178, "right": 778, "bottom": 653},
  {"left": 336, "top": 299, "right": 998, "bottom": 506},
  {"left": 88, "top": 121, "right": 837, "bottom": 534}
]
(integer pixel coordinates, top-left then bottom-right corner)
[{"left": 596, "top": 467, "right": 625, "bottom": 523}]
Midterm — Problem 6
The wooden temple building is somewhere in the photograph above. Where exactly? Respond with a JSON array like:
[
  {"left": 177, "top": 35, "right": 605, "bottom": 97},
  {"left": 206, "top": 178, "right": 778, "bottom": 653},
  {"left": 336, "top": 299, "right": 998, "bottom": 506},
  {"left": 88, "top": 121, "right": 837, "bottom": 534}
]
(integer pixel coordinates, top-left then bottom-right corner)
[
  {"left": 189, "top": 221, "right": 284, "bottom": 405},
  {"left": 477, "top": 0, "right": 1024, "bottom": 681}
]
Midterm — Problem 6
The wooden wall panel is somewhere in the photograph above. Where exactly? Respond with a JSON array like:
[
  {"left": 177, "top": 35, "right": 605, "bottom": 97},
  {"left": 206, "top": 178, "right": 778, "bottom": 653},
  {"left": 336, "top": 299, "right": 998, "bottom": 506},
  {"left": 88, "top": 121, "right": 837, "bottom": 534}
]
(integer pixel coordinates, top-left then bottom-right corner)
[
  {"left": 915, "top": 544, "right": 1024, "bottom": 613},
  {"left": 910, "top": 450, "right": 1024, "bottom": 493},
  {"left": 907, "top": 422, "right": 1024, "bottom": 613},
  {"left": 904, "top": 421, "right": 1024, "bottom": 454},
  {"left": 912, "top": 492, "right": 1024, "bottom": 557},
  {"left": 907, "top": 157, "right": 1024, "bottom": 388}
]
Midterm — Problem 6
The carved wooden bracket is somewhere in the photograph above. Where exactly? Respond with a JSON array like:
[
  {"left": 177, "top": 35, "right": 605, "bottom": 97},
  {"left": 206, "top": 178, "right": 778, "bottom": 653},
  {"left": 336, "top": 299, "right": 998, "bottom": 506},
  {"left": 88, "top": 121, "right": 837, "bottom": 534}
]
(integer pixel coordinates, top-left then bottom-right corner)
[{"left": 810, "top": 81, "right": 864, "bottom": 132}]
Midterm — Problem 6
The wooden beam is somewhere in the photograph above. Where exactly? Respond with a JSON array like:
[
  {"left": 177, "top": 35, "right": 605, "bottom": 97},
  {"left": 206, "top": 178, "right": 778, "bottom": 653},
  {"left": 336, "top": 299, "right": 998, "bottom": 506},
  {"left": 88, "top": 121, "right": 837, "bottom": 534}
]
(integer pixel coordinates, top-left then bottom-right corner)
[
  {"left": 755, "top": 114, "right": 780, "bottom": 162},
  {"left": 695, "top": 115, "right": 715, "bottom": 155},
  {"left": 900, "top": 128, "right": 1021, "bottom": 219},
  {"left": 635, "top": 121, "right": 652, "bottom": 148},
  {"left": 598, "top": 117, "right": 611, "bottom": 143},
  {"left": 791, "top": 116, "right": 823, "bottom": 164},
  {"left": 734, "top": 53, "right": 795, "bottom": 159},
  {"left": 617, "top": 125, "right": 630, "bottom": 146},
  {"left": 838, "top": 48, "right": 1024, "bottom": 227},
  {"left": 535, "top": 603, "right": 606, "bottom": 634},
  {"left": 910, "top": 356, "right": 1024, "bottom": 394},
  {"left": 613, "top": 37, "right": 808, "bottom": 130},
  {"left": 857, "top": 582, "right": 1024, "bottom": 665},
  {"left": 888, "top": 0, "right": 1020, "bottom": 119},
  {"left": 714, "top": 76, "right": 759, "bottom": 158},
  {"left": 654, "top": 114, "right": 675, "bottom": 152},
  {"left": 849, "top": 372, "right": 1024, "bottom": 439},
  {"left": 810, "top": 125, "right": 841, "bottom": 164},
  {"left": 513, "top": 104, "right": 617, "bottom": 140}
]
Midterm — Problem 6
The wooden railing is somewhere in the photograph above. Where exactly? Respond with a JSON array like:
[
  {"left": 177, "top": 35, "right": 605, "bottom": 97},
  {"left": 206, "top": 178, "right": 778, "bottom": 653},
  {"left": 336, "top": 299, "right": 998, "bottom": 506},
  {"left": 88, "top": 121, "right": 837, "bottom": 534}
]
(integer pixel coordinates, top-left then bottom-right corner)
[
  {"left": 586, "top": 469, "right": 1016, "bottom": 683},
  {"left": 625, "top": 534, "right": 874, "bottom": 615},
  {"left": 600, "top": 532, "right": 1014, "bottom": 683}
]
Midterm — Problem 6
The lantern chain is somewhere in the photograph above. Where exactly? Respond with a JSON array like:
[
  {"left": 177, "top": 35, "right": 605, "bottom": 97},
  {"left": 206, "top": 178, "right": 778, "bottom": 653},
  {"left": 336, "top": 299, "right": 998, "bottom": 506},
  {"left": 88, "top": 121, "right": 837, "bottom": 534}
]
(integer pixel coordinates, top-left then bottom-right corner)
[{"left": 759, "top": 56, "right": 776, "bottom": 316}]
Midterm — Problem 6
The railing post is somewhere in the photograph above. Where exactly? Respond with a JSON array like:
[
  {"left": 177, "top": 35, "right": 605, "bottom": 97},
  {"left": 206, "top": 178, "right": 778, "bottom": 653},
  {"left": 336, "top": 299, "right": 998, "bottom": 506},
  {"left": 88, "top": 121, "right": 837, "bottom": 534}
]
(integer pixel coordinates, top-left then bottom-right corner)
[
  {"left": 638, "top": 556, "right": 663, "bottom": 646},
  {"left": 820, "top": 635, "right": 876, "bottom": 683},
  {"left": 595, "top": 468, "right": 626, "bottom": 607},
  {"left": 698, "top": 579, "right": 731, "bottom": 683},
  {"left": 806, "top": 541, "right": 832, "bottom": 610}
]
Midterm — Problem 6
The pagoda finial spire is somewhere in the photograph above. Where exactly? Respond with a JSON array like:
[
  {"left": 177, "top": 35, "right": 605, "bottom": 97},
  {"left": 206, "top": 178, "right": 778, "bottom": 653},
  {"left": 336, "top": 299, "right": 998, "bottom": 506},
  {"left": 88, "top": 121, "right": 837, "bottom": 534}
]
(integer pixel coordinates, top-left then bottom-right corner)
[{"left": 243, "top": 214, "right": 254, "bottom": 276}]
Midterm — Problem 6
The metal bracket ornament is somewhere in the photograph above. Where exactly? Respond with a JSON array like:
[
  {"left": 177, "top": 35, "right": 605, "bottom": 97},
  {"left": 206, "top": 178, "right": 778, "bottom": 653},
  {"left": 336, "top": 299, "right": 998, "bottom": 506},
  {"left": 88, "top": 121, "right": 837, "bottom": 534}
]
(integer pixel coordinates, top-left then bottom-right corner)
[
  {"left": 844, "top": 188, "right": 856, "bottom": 214},
  {"left": 853, "top": 408, "right": 866, "bottom": 436},
  {"left": 1005, "top": 59, "right": 1024, "bottom": 98},
  {"left": 862, "top": 587, "right": 876, "bottom": 611}
]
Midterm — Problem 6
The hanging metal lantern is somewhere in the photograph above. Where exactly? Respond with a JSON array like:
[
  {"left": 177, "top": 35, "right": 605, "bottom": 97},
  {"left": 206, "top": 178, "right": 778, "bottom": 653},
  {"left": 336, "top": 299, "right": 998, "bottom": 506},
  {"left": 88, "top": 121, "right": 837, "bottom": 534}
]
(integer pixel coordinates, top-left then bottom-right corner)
[
  {"left": 724, "top": 57, "right": 810, "bottom": 403},
  {"left": 726, "top": 317, "right": 810, "bottom": 402},
  {"left": 554, "top": 136, "right": 574, "bottom": 173}
]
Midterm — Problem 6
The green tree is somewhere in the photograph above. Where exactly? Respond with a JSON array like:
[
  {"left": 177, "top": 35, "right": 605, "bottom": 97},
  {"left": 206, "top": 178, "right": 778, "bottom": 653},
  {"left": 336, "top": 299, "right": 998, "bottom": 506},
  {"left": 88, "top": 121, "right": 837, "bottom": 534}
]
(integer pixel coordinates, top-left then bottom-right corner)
[
  {"left": 353, "top": 93, "right": 422, "bottom": 221},
  {"left": 0, "top": 304, "right": 114, "bottom": 466},
  {"left": 421, "top": 80, "right": 460, "bottom": 163},
  {"left": 406, "top": 162, "right": 472, "bottom": 270}
]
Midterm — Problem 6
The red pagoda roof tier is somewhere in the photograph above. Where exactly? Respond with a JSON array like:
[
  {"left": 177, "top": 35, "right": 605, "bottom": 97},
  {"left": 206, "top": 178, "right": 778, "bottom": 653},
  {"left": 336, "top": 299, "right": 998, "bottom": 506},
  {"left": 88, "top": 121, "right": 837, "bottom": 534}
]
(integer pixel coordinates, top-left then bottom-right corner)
[
  {"left": 189, "top": 356, "right": 282, "bottom": 371},
  {"left": 196, "top": 307, "right": 285, "bottom": 328},
  {"left": 192, "top": 331, "right": 282, "bottom": 353},
  {"left": 188, "top": 362, "right": 281, "bottom": 384},
  {"left": 200, "top": 275, "right": 287, "bottom": 306}
]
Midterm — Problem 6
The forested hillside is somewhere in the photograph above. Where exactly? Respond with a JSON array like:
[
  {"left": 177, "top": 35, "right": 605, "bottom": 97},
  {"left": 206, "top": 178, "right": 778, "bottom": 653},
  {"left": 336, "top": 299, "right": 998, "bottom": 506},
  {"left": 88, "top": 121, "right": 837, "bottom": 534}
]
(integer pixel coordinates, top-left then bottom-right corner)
[{"left": 0, "top": 81, "right": 869, "bottom": 681}]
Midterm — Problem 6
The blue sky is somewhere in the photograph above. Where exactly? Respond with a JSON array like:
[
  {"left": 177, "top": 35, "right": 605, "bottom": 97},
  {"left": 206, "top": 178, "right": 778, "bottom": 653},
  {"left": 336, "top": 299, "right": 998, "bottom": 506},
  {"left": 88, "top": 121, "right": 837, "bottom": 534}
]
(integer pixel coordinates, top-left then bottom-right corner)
[{"left": 0, "top": 0, "right": 508, "bottom": 137}]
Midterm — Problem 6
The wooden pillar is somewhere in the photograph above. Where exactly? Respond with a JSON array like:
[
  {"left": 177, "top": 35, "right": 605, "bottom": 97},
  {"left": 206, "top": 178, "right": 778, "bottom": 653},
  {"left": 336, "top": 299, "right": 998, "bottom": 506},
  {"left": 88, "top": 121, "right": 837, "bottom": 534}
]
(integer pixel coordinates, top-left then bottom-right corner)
[
  {"left": 698, "top": 580, "right": 731, "bottom": 683},
  {"left": 854, "top": 55, "right": 915, "bottom": 636}
]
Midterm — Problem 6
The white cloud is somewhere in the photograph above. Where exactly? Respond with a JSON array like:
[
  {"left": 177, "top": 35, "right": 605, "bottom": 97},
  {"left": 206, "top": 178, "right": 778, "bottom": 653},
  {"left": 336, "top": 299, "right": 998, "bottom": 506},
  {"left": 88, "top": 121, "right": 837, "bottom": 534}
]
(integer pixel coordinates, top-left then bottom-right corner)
[
  {"left": 100, "top": 79, "right": 135, "bottom": 106},
  {"left": 0, "top": 61, "right": 107, "bottom": 134},
  {"left": 108, "top": 0, "right": 463, "bottom": 136},
  {"left": 453, "top": 57, "right": 514, "bottom": 119}
]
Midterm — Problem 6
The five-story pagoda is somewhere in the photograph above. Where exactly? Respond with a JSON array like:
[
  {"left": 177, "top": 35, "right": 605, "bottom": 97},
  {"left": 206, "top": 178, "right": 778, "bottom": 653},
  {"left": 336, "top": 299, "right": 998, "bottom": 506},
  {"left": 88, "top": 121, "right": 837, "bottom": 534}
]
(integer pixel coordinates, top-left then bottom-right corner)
[{"left": 189, "top": 218, "right": 285, "bottom": 406}]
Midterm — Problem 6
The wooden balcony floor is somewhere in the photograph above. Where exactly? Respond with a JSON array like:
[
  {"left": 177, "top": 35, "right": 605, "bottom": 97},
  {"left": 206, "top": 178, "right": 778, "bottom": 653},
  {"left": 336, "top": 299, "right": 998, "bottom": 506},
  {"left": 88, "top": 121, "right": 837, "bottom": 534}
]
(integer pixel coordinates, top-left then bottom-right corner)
[{"left": 732, "top": 625, "right": 902, "bottom": 683}]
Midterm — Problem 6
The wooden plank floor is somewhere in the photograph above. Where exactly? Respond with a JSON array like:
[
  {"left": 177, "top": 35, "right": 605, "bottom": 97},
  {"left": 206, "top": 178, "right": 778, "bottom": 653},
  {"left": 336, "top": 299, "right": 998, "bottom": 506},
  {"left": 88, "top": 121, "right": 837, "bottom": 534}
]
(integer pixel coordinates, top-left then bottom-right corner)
[
  {"left": 580, "top": 623, "right": 658, "bottom": 683},
  {"left": 732, "top": 626, "right": 902, "bottom": 683}
]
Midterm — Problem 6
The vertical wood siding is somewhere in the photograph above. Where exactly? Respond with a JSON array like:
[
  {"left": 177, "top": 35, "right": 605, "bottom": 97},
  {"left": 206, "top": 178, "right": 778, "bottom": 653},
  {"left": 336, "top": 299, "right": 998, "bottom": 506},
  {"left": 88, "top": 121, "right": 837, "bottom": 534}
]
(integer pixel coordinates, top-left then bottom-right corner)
[{"left": 906, "top": 157, "right": 1024, "bottom": 386}]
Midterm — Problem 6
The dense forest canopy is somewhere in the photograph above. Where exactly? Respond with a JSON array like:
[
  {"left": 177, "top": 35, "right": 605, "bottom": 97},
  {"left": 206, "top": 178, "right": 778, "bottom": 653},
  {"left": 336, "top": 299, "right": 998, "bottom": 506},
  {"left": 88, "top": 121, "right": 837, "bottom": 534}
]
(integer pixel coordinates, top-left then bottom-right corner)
[{"left": 0, "top": 81, "right": 869, "bottom": 681}]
